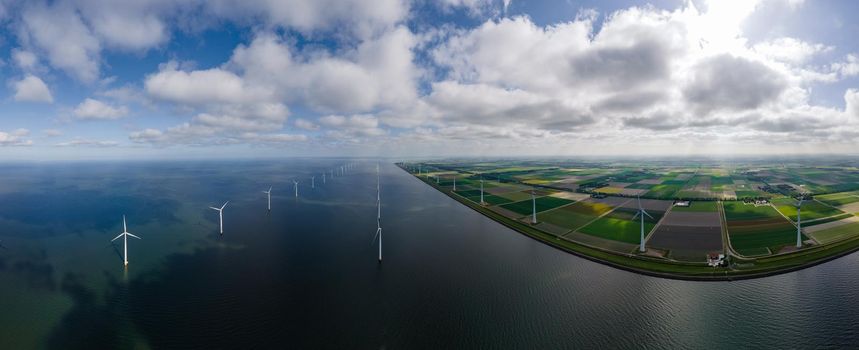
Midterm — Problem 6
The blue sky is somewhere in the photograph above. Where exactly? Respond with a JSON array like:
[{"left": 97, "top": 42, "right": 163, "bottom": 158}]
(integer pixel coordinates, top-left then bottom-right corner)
[{"left": 0, "top": 0, "right": 857, "bottom": 159}]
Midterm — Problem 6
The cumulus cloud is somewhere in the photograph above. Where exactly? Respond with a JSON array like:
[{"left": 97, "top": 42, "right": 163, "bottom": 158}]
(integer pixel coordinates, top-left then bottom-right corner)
[
  {"left": 54, "top": 138, "right": 119, "bottom": 147},
  {"left": 73, "top": 98, "right": 129, "bottom": 119},
  {"left": 752, "top": 37, "right": 832, "bottom": 65},
  {"left": 229, "top": 27, "right": 418, "bottom": 113},
  {"left": 145, "top": 61, "right": 273, "bottom": 105},
  {"left": 294, "top": 118, "right": 319, "bottom": 130},
  {"left": 0, "top": 129, "right": 33, "bottom": 146},
  {"left": 683, "top": 54, "right": 788, "bottom": 114},
  {"left": 12, "top": 75, "right": 54, "bottom": 103},
  {"left": 202, "top": 0, "right": 407, "bottom": 39},
  {"left": 20, "top": 2, "right": 101, "bottom": 82},
  {"left": 319, "top": 114, "right": 386, "bottom": 137},
  {"left": 43, "top": 129, "right": 63, "bottom": 137},
  {"left": 12, "top": 49, "right": 38, "bottom": 70},
  {"left": 846, "top": 89, "right": 859, "bottom": 119}
]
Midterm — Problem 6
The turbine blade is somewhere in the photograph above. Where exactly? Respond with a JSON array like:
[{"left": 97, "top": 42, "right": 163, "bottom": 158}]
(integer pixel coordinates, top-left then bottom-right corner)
[
  {"left": 268, "top": 186, "right": 272, "bottom": 192},
  {"left": 631, "top": 212, "right": 641, "bottom": 221},
  {"left": 209, "top": 207, "right": 220, "bottom": 211},
  {"left": 221, "top": 201, "right": 229, "bottom": 209},
  {"left": 643, "top": 210, "right": 654, "bottom": 219},
  {"left": 127, "top": 233, "right": 141, "bottom": 239},
  {"left": 111, "top": 233, "right": 124, "bottom": 241},
  {"left": 123, "top": 215, "right": 127, "bottom": 233},
  {"left": 372, "top": 228, "right": 381, "bottom": 244}
]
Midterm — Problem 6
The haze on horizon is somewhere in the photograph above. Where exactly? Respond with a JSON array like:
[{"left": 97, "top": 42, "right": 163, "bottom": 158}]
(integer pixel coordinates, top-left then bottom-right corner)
[{"left": 0, "top": 0, "right": 857, "bottom": 160}]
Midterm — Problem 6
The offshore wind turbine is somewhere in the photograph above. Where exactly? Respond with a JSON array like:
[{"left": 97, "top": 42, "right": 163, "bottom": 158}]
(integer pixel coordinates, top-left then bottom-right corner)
[
  {"left": 312, "top": 176, "right": 315, "bottom": 189},
  {"left": 293, "top": 180, "right": 299, "bottom": 197},
  {"left": 795, "top": 197, "right": 805, "bottom": 248},
  {"left": 111, "top": 215, "right": 141, "bottom": 266},
  {"left": 373, "top": 163, "right": 382, "bottom": 262},
  {"left": 209, "top": 201, "right": 228, "bottom": 234},
  {"left": 323, "top": 172, "right": 326, "bottom": 184},
  {"left": 262, "top": 186, "right": 272, "bottom": 211},
  {"left": 631, "top": 197, "right": 653, "bottom": 252}
]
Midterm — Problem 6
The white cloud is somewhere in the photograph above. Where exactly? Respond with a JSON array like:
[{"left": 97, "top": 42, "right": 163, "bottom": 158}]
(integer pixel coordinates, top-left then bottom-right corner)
[
  {"left": 319, "top": 114, "right": 386, "bottom": 137},
  {"left": 43, "top": 129, "right": 63, "bottom": 137},
  {"left": 20, "top": 2, "right": 101, "bottom": 82},
  {"left": 0, "top": 129, "right": 33, "bottom": 146},
  {"left": 294, "top": 118, "right": 319, "bottom": 130},
  {"left": 202, "top": 0, "right": 407, "bottom": 39},
  {"left": 54, "top": 138, "right": 119, "bottom": 147},
  {"left": 144, "top": 61, "right": 273, "bottom": 105},
  {"left": 846, "top": 89, "right": 859, "bottom": 119},
  {"left": 752, "top": 37, "right": 832, "bottom": 65},
  {"left": 75, "top": 0, "right": 169, "bottom": 51},
  {"left": 238, "top": 132, "right": 307, "bottom": 143},
  {"left": 12, "top": 75, "right": 54, "bottom": 103},
  {"left": 73, "top": 98, "right": 129, "bottom": 119},
  {"left": 12, "top": 49, "right": 38, "bottom": 70},
  {"left": 832, "top": 54, "right": 859, "bottom": 78},
  {"left": 229, "top": 27, "right": 418, "bottom": 113}
]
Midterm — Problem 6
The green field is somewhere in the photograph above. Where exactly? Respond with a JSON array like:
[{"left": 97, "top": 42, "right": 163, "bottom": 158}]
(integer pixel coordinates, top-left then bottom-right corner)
[
  {"left": 724, "top": 201, "right": 805, "bottom": 255},
  {"left": 466, "top": 194, "right": 512, "bottom": 206},
  {"left": 723, "top": 202, "right": 782, "bottom": 220},
  {"left": 454, "top": 189, "right": 482, "bottom": 198},
  {"left": 578, "top": 208, "right": 663, "bottom": 244},
  {"left": 646, "top": 184, "right": 682, "bottom": 198},
  {"left": 671, "top": 201, "right": 718, "bottom": 212},
  {"left": 500, "top": 196, "right": 573, "bottom": 215},
  {"left": 817, "top": 194, "right": 859, "bottom": 206},
  {"left": 810, "top": 222, "right": 859, "bottom": 244},
  {"left": 579, "top": 217, "right": 656, "bottom": 244},
  {"left": 771, "top": 198, "right": 845, "bottom": 221},
  {"left": 495, "top": 190, "right": 533, "bottom": 202},
  {"left": 539, "top": 200, "right": 615, "bottom": 230}
]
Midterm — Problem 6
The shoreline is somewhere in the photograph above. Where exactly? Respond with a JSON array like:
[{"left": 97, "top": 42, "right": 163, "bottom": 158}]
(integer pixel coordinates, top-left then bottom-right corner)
[{"left": 399, "top": 164, "right": 859, "bottom": 281}]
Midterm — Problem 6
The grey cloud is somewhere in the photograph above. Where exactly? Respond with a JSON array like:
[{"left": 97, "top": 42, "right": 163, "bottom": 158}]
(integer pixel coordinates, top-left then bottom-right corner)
[
  {"left": 595, "top": 90, "right": 667, "bottom": 113},
  {"left": 683, "top": 54, "right": 787, "bottom": 114},
  {"left": 569, "top": 37, "right": 670, "bottom": 89}
]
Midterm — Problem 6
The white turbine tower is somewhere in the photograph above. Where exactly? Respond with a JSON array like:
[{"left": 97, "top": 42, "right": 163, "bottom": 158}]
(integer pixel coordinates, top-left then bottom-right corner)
[
  {"left": 209, "top": 201, "right": 228, "bottom": 234},
  {"left": 262, "top": 186, "right": 272, "bottom": 211},
  {"left": 531, "top": 189, "right": 537, "bottom": 224},
  {"left": 631, "top": 197, "right": 653, "bottom": 252},
  {"left": 312, "top": 176, "right": 315, "bottom": 189},
  {"left": 111, "top": 215, "right": 141, "bottom": 266},
  {"left": 323, "top": 172, "right": 326, "bottom": 184},
  {"left": 453, "top": 175, "right": 457, "bottom": 191},
  {"left": 293, "top": 180, "right": 299, "bottom": 197},
  {"left": 373, "top": 163, "right": 382, "bottom": 262},
  {"left": 480, "top": 177, "right": 485, "bottom": 205},
  {"left": 795, "top": 197, "right": 805, "bottom": 248}
]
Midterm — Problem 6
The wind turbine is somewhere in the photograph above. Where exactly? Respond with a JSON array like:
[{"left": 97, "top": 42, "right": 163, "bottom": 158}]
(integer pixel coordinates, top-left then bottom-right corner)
[
  {"left": 531, "top": 189, "right": 537, "bottom": 224},
  {"left": 373, "top": 163, "right": 382, "bottom": 262},
  {"left": 111, "top": 215, "right": 141, "bottom": 266},
  {"left": 323, "top": 172, "right": 326, "bottom": 184},
  {"left": 480, "top": 176, "right": 486, "bottom": 205},
  {"left": 293, "top": 180, "right": 299, "bottom": 197},
  {"left": 631, "top": 197, "right": 653, "bottom": 252},
  {"left": 311, "top": 176, "right": 315, "bottom": 189},
  {"left": 453, "top": 175, "right": 456, "bottom": 191},
  {"left": 209, "top": 201, "right": 228, "bottom": 234},
  {"left": 795, "top": 197, "right": 805, "bottom": 248},
  {"left": 262, "top": 186, "right": 272, "bottom": 211}
]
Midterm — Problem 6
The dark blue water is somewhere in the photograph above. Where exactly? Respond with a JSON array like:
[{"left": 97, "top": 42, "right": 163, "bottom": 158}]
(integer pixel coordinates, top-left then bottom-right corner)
[{"left": 0, "top": 160, "right": 857, "bottom": 348}]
